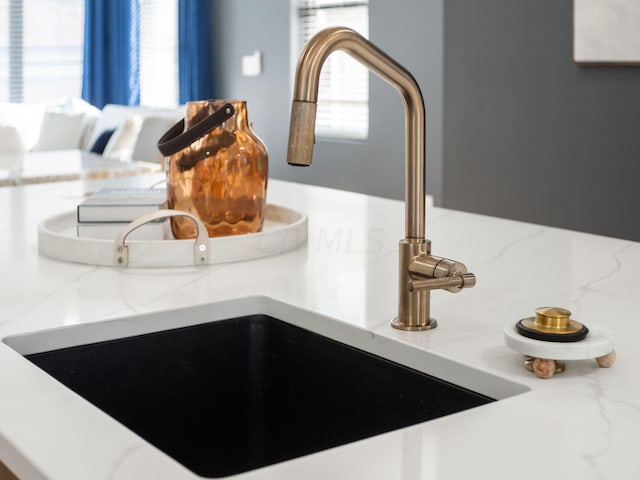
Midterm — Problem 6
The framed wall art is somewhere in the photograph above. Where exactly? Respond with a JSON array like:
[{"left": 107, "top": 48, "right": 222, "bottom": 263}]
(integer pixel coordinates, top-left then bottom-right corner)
[{"left": 573, "top": 0, "right": 640, "bottom": 65}]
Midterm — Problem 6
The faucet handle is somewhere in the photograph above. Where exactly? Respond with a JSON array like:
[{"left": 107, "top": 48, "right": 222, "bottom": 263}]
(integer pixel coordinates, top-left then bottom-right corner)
[
  {"left": 408, "top": 272, "right": 476, "bottom": 293},
  {"left": 408, "top": 254, "right": 467, "bottom": 278},
  {"left": 407, "top": 254, "right": 476, "bottom": 293}
]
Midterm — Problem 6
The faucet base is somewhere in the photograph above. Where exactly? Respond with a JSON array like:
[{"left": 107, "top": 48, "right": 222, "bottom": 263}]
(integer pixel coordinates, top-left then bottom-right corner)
[
  {"left": 391, "top": 317, "right": 437, "bottom": 331},
  {"left": 395, "top": 239, "right": 432, "bottom": 330}
]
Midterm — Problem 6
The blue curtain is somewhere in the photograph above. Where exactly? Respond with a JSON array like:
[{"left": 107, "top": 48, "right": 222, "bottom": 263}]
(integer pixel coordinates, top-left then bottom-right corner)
[
  {"left": 178, "top": 0, "right": 214, "bottom": 103},
  {"left": 82, "top": 0, "right": 140, "bottom": 108}
]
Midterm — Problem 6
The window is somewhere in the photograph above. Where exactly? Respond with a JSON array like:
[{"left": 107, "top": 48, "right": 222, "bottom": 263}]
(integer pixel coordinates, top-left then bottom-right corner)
[
  {"left": 0, "top": 0, "right": 178, "bottom": 106},
  {"left": 139, "top": 0, "right": 178, "bottom": 107},
  {"left": 293, "top": 0, "right": 369, "bottom": 140},
  {"left": 0, "top": 0, "right": 84, "bottom": 103}
]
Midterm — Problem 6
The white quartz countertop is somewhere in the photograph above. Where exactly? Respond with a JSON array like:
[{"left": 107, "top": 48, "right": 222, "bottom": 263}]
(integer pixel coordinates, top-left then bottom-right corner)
[{"left": 1, "top": 175, "right": 639, "bottom": 479}]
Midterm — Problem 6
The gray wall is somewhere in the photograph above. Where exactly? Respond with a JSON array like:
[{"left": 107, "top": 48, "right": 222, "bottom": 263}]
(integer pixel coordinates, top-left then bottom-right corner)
[
  {"left": 443, "top": 1, "right": 640, "bottom": 241},
  {"left": 212, "top": 1, "right": 640, "bottom": 242},
  {"left": 211, "top": 0, "right": 444, "bottom": 204}
]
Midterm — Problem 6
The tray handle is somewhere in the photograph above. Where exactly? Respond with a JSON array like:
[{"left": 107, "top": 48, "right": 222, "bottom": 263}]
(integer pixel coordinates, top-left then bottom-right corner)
[{"left": 114, "top": 209, "right": 209, "bottom": 267}]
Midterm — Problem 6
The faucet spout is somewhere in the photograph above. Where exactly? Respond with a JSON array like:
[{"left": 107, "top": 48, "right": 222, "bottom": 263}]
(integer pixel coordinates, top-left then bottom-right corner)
[
  {"left": 287, "top": 27, "right": 425, "bottom": 240},
  {"left": 287, "top": 27, "right": 475, "bottom": 331}
]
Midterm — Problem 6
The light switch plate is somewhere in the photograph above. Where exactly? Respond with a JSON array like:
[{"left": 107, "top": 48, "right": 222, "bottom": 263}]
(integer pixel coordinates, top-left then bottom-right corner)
[{"left": 242, "top": 50, "right": 262, "bottom": 76}]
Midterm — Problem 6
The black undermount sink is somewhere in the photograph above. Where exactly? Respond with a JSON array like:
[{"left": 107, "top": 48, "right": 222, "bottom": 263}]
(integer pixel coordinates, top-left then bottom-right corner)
[{"left": 6, "top": 298, "right": 526, "bottom": 478}]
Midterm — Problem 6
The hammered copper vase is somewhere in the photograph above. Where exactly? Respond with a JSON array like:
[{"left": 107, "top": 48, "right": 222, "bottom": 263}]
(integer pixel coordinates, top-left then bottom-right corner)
[{"left": 166, "top": 100, "right": 268, "bottom": 238}]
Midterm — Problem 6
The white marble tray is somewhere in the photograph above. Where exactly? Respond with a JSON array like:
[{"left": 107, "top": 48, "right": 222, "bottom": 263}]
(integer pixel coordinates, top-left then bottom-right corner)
[{"left": 38, "top": 204, "right": 308, "bottom": 267}]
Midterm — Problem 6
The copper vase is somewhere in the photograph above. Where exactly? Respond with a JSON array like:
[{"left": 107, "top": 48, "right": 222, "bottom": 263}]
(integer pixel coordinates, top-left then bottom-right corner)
[{"left": 166, "top": 100, "right": 268, "bottom": 238}]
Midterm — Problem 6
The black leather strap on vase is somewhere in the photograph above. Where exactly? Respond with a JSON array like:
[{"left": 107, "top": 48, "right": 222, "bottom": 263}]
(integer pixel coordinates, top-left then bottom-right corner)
[{"left": 157, "top": 103, "right": 235, "bottom": 157}]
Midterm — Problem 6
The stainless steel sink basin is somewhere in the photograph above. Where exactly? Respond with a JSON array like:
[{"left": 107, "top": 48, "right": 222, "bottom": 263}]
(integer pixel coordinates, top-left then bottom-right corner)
[{"left": 4, "top": 297, "right": 528, "bottom": 478}]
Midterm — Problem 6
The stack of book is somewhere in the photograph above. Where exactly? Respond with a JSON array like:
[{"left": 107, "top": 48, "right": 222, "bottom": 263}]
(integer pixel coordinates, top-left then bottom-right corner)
[{"left": 76, "top": 188, "right": 168, "bottom": 240}]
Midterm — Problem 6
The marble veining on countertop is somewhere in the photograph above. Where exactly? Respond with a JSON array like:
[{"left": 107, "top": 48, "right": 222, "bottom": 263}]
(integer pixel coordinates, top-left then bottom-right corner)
[{"left": 0, "top": 174, "right": 639, "bottom": 479}]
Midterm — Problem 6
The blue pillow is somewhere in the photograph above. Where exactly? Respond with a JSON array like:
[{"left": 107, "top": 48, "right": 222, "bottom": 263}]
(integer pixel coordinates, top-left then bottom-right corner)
[{"left": 89, "top": 128, "right": 116, "bottom": 154}]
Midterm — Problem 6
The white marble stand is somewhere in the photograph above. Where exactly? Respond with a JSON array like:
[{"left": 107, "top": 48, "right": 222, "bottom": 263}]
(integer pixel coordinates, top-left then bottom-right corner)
[{"left": 503, "top": 324, "right": 616, "bottom": 378}]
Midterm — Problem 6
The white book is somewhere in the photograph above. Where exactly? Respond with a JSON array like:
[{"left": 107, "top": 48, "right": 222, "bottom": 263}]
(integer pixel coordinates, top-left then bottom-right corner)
[
  {"left": 77, "top": 188, "right": 167, "bottom": 223},
  {"left": 77, "top": 219, "right": 168, "bottom": 240}
]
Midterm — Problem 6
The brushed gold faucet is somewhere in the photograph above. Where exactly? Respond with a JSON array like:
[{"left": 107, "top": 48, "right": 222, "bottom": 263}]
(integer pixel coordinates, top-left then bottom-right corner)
[{"left": 287, "top": 27, "right": 476, "bottom": 330}]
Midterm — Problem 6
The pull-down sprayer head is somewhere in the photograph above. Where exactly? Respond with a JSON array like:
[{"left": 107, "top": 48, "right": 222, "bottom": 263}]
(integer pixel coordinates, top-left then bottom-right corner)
[{"left": 287, "top": 101, "right": 317, "bottom": 167}]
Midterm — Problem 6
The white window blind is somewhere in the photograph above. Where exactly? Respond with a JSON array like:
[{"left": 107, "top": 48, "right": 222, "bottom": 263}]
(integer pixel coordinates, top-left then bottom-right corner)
[
  {"left": 139, "top": 0, "right": 178, "bottom": 107},
  {"left": 0, "top": 0, "right": 84, "bottom": 103},
  {"left": 295, "top": 0, "right": 369, "bottom": 139}
]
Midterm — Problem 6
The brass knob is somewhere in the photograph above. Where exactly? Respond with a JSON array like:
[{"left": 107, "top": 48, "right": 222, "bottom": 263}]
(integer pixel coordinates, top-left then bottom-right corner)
[{"left": 535, "top": 307, "right": 572, "bottom": 330}]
